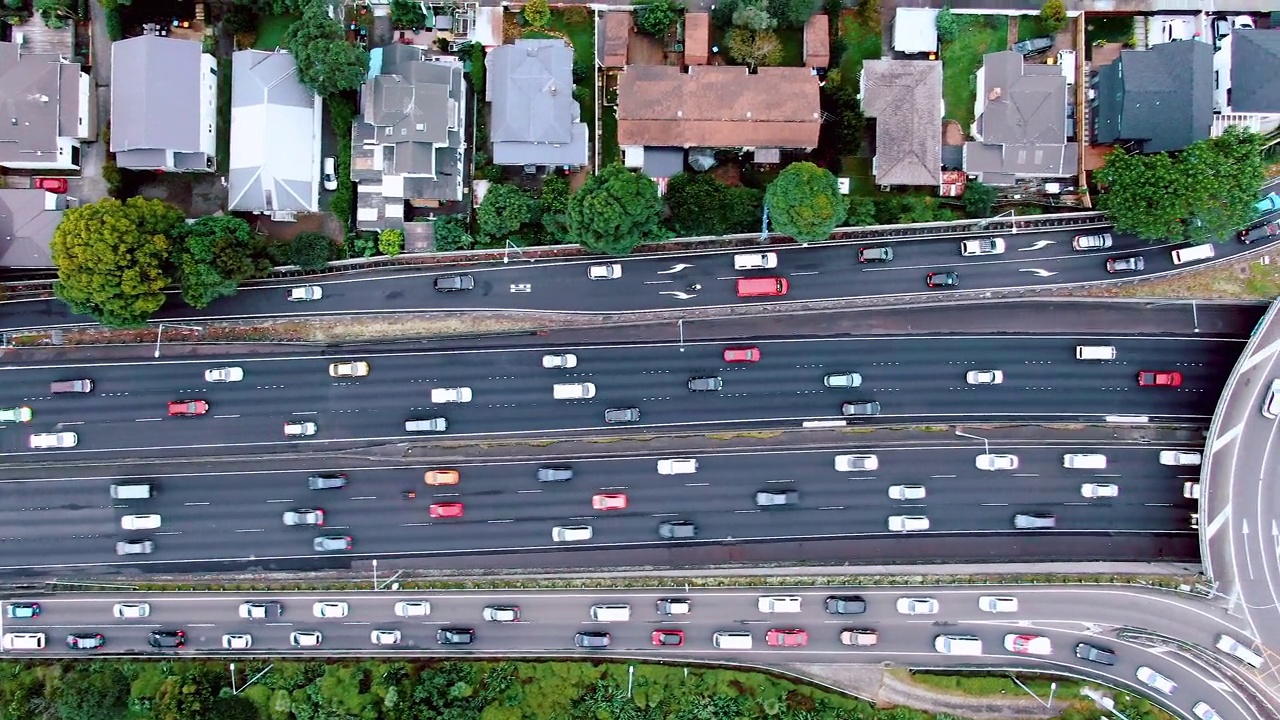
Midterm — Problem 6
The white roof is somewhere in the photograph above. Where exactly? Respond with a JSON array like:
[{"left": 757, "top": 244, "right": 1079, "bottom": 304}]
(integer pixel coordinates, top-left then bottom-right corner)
[{"left": 893, "top": 8, "right": 939, "bottom": 55}]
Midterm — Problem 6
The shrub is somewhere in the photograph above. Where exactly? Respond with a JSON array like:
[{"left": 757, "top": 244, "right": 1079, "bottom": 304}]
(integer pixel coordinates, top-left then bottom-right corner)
[
  {"left": 433, "top": 214, "right": 474, "bottom": 252},
  {"left": 1040, "top": 0, "right": 1067, "bottom": 32},
  {"left": 523, "top": 0, "right": 550, "bottom": 29},
  {"left": 289, "top": 232, "right": 333, "bottom": 270},
  {"left": 104, "top": 6, "right": 122, "bottom": 39},
  {"left": 935, "top": 7, "right": 958, "bottom": 43},
  {"left": 635, "top": 0, "right": 680, "bottom": 37},
  {"left": 378, "top": 228, "right": 405, "bottom": 257}
]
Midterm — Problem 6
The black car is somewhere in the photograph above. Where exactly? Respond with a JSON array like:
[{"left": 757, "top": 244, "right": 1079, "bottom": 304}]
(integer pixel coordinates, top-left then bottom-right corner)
[
  {"left": 307, "top": 473, "right": 347, "bottom": 490},
  {"left": 536, "top": 466, "right": 573, "bottom": 482},
  {"left": 1075, "top": 642, "right": 1117, "bottom": 665},
  {"left": 825, "top": 596, "right": 868, "bottom": 615},
  {"left": 575, "top": 631, "right": 611, "bottom": 648},
  {"left": 148, "top": 630, "right": 186, "bottom": 648},
  {"left": 658, "top": 520, "right": 698, "bottom": 539},
  {"left": 688, "top": 376, "right": 723, "bottom": 392},
  {"left": 1012, "top": 36, "right": 1053, "bottom": 55},
  {"left": 437, "top": 628, "right": 475, "bottom": 645},
  {"left": 66, "top": 633, "right": 105, "bottom": 650},
  {"left": 434, "top": 275, "right": 475, "bottom": 292},
  {"left": 858, "top": 246, "right": 894, "bottom": 263},
  {"left": 925, "top": 272, "right": 959, "bottom": 288},
  {"left": 604, "top": 407, "right": 641, "bottom": 423},
  {"left": 1240, "top": 222, "right": 1279, "bottom": 244},
  {"left": 1106, "top": 255, "right": 1145, "bottom": 273}
]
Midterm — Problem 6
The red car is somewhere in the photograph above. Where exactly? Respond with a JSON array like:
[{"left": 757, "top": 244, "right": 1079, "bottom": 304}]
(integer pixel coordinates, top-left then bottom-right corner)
[
  {"left": 428, "top": 502, "right": 465, "bottom": 518},
  {"left": 592, "top": 493, "right": 628, "bottom": 511},
  {"left": 651, "top": 630, "right": 684, "bottom": 646},
  {"left": 766, "top": 629, "right": 808, "bottom": 647},
  {"left": 33, "top": 177, "right": 67, "bottom": 193},
  {"left": 723, "top": 347, "right": 761, "bottom": 363},
  {"left": 167, "top": 400, "right": 209, "bottom": 416},
  {"left": 1137, "top": 371, "right": 1182, "bottom": 387}
]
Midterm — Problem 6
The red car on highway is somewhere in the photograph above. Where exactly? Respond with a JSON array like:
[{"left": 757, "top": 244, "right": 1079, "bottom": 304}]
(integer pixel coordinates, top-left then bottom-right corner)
[
  {"left": 1137, "top": 371, "right": 1182, "bottom": 387},
  {"left": 592, "top": 493, "right": 628, "bottom": 511},
  {"left": 651, "top": 630, "right": 684, "bottom": 646},
  {"left": 167, "top": 400, "right": 209, "bottom": 416},
  {"left": 428, "top": 502, "right": 465, "bottom": 518},
  {"left": 765, "top": 629, "right": 808, "bottom": 647},
  {"left": 723, "top": 347, "right": 761, "bottom": 363}
]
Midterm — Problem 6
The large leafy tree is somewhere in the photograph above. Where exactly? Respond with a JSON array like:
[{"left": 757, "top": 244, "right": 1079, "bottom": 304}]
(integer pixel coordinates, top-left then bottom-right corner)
[
  {"left": 567, "top": 163, "right": 667, "bottom": 255},
  {"left": 665, "top": 172, "right": 763, "bottom": 237},
  {"left": 172, "top": 215, "right": 269, "bottom": 309},
  {"left": 635, "top": 0, "right": 681, "bottom": 37},
  {"left": 1096, "top": 125, "right": 1266, "bottom": 242},
  {"left": 478, "top": 184, "right": 534, "bottom": 244},
  {"left": 765, "top": 0, "right": 820, "bottom": 28},
  {"left": 284, "top": 3, "right": 370, "bottom": 97},
  {"left": 725, "top": 28, "right": 782, "bottom": 67},
  {"left": 765, "top": 162, "right": 846, "bottom": 242},
  {"left": 52, "top": 197, "right": 183, "bottom": 327}
]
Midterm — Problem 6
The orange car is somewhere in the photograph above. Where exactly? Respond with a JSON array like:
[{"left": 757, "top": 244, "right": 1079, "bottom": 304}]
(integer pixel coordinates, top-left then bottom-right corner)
[
  {"left": 592, "top": 493, "right": 628, "bottom": 511},
  {"left": 424, "top": 469, "right": 460, "bottom": 486}
]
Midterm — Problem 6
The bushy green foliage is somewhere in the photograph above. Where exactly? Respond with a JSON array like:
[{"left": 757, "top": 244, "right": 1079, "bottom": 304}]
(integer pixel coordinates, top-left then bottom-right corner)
[
  {"left": 290, "top": 231, "right": 334, "bottom": 270},
  {"left": 726, "top": 28, "right": 783, "bottom": 67},
  {"left": 935, "top": 7, "right": 959, "bottom": 42},
  {"left": 845, "top": 195, "right": 877, "bottom": 226},
  {"left": 284, "top": 4, "right": 370, "bottom": 97},
  {"left": 52, "top": 197, "right": 184, "bottom": 327},
  {"left": 714, "top": 0, "right": 820, "bottom": 30},
  {"left": 539, "top": 175, "right": 572, "bottom": 240},
  {"left": 665, "top": 172, "right": 764, "bottom": 237},
  {"left": 433, "top": 214, "right": 474, "bottom": 251},
  {"left": 875, "top": 193, "right": 960, "bottom": 224},
  {"left": 766, "top": 0, "right": 820, "bottom": 29},
  {"left": 172, "top": 215, "right": 270, "bottom": 308},
  {"left": 636, "top": 0, "right": 681, "bottom": 37},
  {"left": 478, "top": 184, "right": 535, "bottom": 244},
  {"left": 962, "top": 181, "right": 997, "bottom": 217},
  {"left": 378, "top": 228, "right": 405, "bottom": 256},
  {"left": 523, "top": 0, "right": 550, "bottom": 29},
  {"left": 1040, "top": 0, "right": 1067, "bottom": 32},
  {"left": 765, "top": 162, "right": 846, "bottom": 242},
  {"left": 567, "top": 163, "right": 668, "bottom": 255},
  {"left": 349, "top": 230, "right": 378, "bottom": 257},
  {"left": 328, "top": 95, "right": 356, "bottom": 226},
  {"left": 390, "top": 0, "right": 426, "bottom": 29},
  {"left": 732, "top": 0, "right": 775, "bottom": 31}
]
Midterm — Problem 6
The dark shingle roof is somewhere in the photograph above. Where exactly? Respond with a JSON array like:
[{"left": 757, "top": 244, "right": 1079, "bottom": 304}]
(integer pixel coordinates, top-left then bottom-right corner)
[
  {"left": 1230, "top": 29, "right": 1280, "bottom": 113},
  {"left": 860, "top": 59, "right": 941, "bottom": 187},
  {"left": 1094, "top": 41, "right": 1212, "bottom": 153}
]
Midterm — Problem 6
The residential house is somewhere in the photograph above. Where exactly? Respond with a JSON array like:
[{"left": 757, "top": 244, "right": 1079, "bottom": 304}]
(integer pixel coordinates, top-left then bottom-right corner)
[
  {"left": 860, "top": 59, "right": 942, "bottom": 187},
  {"left": 110, "top": 35, "right": 217, "bottom": 172},
  {"left": 228, "top": 50, "right": 322, "bottom": 216},
  {"left": 352, "top": 44, "right": 466, "bottom": 230},
  {"left": 486, "top": 39, "right": 588, "bottom": 168},
  {"left": 965, "top": 51, "right": 1078, "bottom": 185},
  {"left": 0, "top": 189, "right": 68, "bottom": 268},
  {"left": 685, "top": 13, "right": 710, "bottom": 66},
  {"left": 805, "top": 14, "right": 830, "bottom": 71},
  {"left": 893, "top": 8, "right": 938, "bottom": 56},
  {"left": 1093, "top": 40, "right": 1213, "bottom": 153},
  {"left": 597, "top": 11, "right": 632, "bottom": 68},
  {"left": 1213, "top": 29, "right": 1280, "bottom": 136},
  {"left": 0, "top": 42, "right": 94, "bottom": 170}
]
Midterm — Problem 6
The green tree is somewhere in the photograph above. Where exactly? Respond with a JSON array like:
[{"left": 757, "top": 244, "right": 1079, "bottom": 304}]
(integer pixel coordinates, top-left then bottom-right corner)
[
  {"left": 635, "top": 0, "right": 681, "bottom": 37},
  {"left": 289, "top": 231, "right": 334, "bottom": 269},
  {"left": 1040, "top": 0, "right": 1067, "bottom": 32},
  {"left": 478, "top": 184, "right": 534, "bottom": 243},
  {"left": 1096, "top": 125, "right": 1266, "bottom": 242},
  {"left": 962, "top": 181, "right": 997, "bottom": 217},
  {"left": 540, "top": 175, "right": 572, "bottom": 240},
  {"left": 284, "top": 4, "right": 370, "bottom": 97},
  {"left": 57, "top": 667, "right": 128, "bottom": 720},
  {"left": 935, "top": 7, "right": 959, "bottom": 42},
  {"left": 566, "top": 163, "right": 668, "bottom": 255},
  {"left": 523, "top": 0, "right": 550, "bottom": 29},
  {"left": 390, "top": 0, "right": 426, "bottom": 29},
  {"left": 52, "top": 197, "right": 182, "bottom": 327},
  {"left": 433, "top": 214, "right": 474, "bottom": 252},
  {"left": 172, "top": 215, "right": 269, "bottom": 309},
  {"left": 731, "top": 0, "right": 775, "bottom": 32},
  {"left": 725, "top": 28, "right": 783, "bottom": 67},
  {"left": 35, "top": 0, "right": 73, "bottom": 28},
  {"left": 845, "top": 196, "right": 876, "bottom": 226},
  {"left": 665, "top": 172, "right": 763, "bottom": 236},
  {"left": 765, "top": 162, "right": 846, "bottom": 242},
  {"left": 769, "top": 0, "right": 822, "bottom": 29},
  {"left": 379, "top": 228, "right": 405, "bottom": 256}
]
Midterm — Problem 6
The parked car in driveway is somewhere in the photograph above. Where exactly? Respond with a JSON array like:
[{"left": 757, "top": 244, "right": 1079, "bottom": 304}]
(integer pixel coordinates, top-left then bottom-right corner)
[
  {"left": 33, "top": 177, "right": 67, "bottom": 193},
  {"left": 1012, "top": 36, "right": 1053, "bottom": 55},
  {"left": 322, "top": 156, "right": 337, "bottom": 191}
]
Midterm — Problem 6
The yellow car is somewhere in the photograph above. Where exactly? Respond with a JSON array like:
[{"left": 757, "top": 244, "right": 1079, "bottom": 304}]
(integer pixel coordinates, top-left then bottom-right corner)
[
  {"left": 328, "top": 361, "right": 370, "bottom": 378},
  {"left": 424, "top": 469, "right": 460, "bottom": 486}
]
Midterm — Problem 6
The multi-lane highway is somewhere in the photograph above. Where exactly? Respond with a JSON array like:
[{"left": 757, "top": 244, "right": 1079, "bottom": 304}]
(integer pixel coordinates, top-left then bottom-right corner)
[
  {"left": 0, "top": 335, "right": 1241, "bottom": 455},
  {"left": 1, "top": 587, "right": 1270, "bottom": 720},
  {"left": 0, "top": 444, "right": 1201, "bottom": 571}
]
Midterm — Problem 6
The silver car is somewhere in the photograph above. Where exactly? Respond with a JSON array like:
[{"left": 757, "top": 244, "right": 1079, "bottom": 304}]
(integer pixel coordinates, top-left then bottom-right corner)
[
  {"left": 823, "top": 373, "right": 862, "bottom": 388},
  {"left": 482, "top": 606, "right": 520, "bottom": 622},
  {"left": 755, "top": 490, "right": 798, "bottom": 506},
  {"left": 287, "top": 286, "right": 322, "bottom": 301},
  {"left": 312, "top": 535, "right": 351, "bottom": 552},
  {"left": 888, "top": 485, "right": 926, "bottom": 500},
  {"left": 283, "top": 509, "right": 324, "bottom": 526}
]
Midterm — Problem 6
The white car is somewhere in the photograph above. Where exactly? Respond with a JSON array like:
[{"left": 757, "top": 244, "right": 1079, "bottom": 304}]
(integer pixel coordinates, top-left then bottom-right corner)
[
  {"left": 1183, "top": 482, "right": 1201, "bottom": 499},
  {"left": 960, "top": 238, "right": 1005, "bottom": 256},
  {"left": 1155, "top": 16, "right": 1195, "bottom": 44},
  {"left": 290, "top": 630, "right": 322, "bottom": 647},
  {"left": 587, "top": 263, "right": 622, "bottom": 280},
  {"left": 204, "top": 366, "right": 244, "bottom": 383},
  {"left": 113, "top": 602, "right": 150, "bottom": 618},
  {"left": 312, "top": 601, "right": 349, "bottom": 618},
  {"left": 1136, "top": 665, "right": 1176, "bottom": 695},
  {"left": 29, "top": 432, "right": 77, "bottom": 449},
  {"left": 887, "top": 515, "right": 929, "bottom": 532},
  {"left": 0, "top": 406, "right": 32, "bottom": 423},
  {"left": 284, "top": 421, "right": 317, "bottom": 437},
  {"left": 1263, "top": 378, "right": 1280, "bottom": 419},
  {"left": 370, "top": 629, "right": 401, "bottom": 645},
  {"left": 222, "top": 633, "right": 252, "bottom": 649},
  {"left": 322, "top": 156, "right": 338, "bottom": 191},
  {"left": 977, "top": 596, "right": 1018, "bottom": 613},
  {"left": 329, "top": 361, "right": 370, "bottom": 378},
  {"left": 833, "top": 454, "right": 878, "bottom": 471},
  {"left": 1004, "top": 634, "right": 1052, "bottom": 655},
  {"left": 657, "top": 458, "right": 698, "bottom": 475},
  {"left": 888, "top": 485, "right": 926, "bottom": 500},
  {"left": 121, "top": 514, "right": 161, "bottom": 530},
  {"left": 976, "top": 454, "right": 1018, "bottom": 471},
  {"left": 431, "top": 387, "right": 473, "bottom": 403},
  {"left": 239, "top": 602, "right": 271, "bottom": 619},
  {"left": 1080, "top": 483, "right": 1119, "bottom": 498},
  {"left": 1193, "top": 702, "right": 1221, "bottom": 720},
  {"left": 965, "top": 370, "right": 1003, "bottom": 385},
  {"left": 542, "top": 353, "right": 578, "bottom": 369},
  {"left": 287, "top": 285, "right": 322, "bottom": 301},
  {"left": 394, "top": 601, "right": 430, "bottom": 617},
  {"left": 896, "top": 597, "right": 938, "bottom": 615},
  {"left": 1159, "top": 451, "right": 1201, "bottom": 466}
]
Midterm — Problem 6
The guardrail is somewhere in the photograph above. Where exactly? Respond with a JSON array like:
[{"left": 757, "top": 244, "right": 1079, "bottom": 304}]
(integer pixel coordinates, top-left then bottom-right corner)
[{"left": 1119, "top": 627, "right": 1280, "bottom": 718}]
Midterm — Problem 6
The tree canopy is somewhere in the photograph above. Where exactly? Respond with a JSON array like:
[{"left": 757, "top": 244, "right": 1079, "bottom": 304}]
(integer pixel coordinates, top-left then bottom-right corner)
[
  {"left": 635, "top": 0, "right": 681, "bottom": 37},
  {"left": 433, "top": 214, "right": 474, "bottom": 251},
  {"left": 478, "top": 184, "right": 535, "bottom": 244},
  {"left": 765, "top": 162, "right": 846, "bottom": 242},
  {"left": 1096, "top": 125, "right": 1266, "bottom": 242},
  {"left": 665, "top": 172, "right": 764, "bottom": 237},
  {"left": 284, "top": 4, "right": 370, "bottom": 97},
  {"left": 52, "top": 197, "right": 183, "bottom": 327},
  {"left": 171, "top": 215, "right": 270, "bottom": 309},
  {"left": 712, "top": 0, "right": 818, "bottom": 30},
  {"left": 567, "top": 163, "right": 668, "bottom": 255}
]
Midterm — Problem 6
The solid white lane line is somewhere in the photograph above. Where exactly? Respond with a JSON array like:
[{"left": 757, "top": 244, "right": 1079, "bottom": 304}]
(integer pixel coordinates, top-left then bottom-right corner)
[
  {"left": 1242, "top": 337, "right": 1280, "bottom": 372},
  {"left": 135, "top": 418, "right": 161, "bottom": 422},
  {"left": 265, "top": 499, "right": 293, "bottom": 503},
  {"left": 183, "top": 502, "right": 210, "bottom": 506},
  {"left": 1212, "top": 423, "right": 1243, "bottom": 453},
  {"left": 235, "top": 528, "right": 265, "bottom": 533}
]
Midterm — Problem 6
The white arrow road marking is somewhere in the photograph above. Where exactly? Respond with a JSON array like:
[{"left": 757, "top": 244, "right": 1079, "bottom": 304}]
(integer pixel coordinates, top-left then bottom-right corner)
[
  {"left": 1244, "top": 519, "right": 1255, "bottom": 579},
  {"left": 1205, "top": 679, "right": 1233, "bottom": 694},
  {"left": 660, "top": 291, "right": 697, "bottom": 299},
  {"left": 1018, "top": 268, "right": 1059, "bottom": 277},
  {"left": 657, "top": 264, "right": 694, "bottom": 274},
  {"left": 1018, "top": 240, "right": 1056, "bottom": 251}
]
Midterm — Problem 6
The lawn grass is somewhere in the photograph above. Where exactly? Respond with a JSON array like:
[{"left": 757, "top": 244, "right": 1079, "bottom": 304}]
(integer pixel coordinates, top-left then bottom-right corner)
[
  {"left": 215, "top": 58, "right": 232, "bottom": 175},
  {"left": 777, "top": 26, "right": 804, "bottom": 67},
  {"left": 1085, "top": 15, "right": 1135, "bottom": 46},
  {"left": 837, "top": 8, "right": 883, "bottom": 85},
  {"left": 908, "top": 671, "right": 1082, "bottom": 698},
  {"left": 255, "top": 14, "right": 298, "bottom": 50},
  {"left": 941, "top": 14, "right": 1009, "bottom": 131},
  {"left": 840, "top": 156, "right": 875, "bottom": 195},
  {"left": 601, "top": 105, "right": 620, "bottom": 166},
  {"left": 1017, "top": 15, "right": 1056, "bottom": 41}
]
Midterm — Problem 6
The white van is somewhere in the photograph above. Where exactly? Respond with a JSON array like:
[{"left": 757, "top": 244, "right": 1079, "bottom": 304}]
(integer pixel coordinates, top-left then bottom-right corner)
[
  {"left": 404, "top": 418, "right": 447, "bottom": 433},
  {"left": 712, "top": 631, "right": 753, "bottom": 649},
  {"left": 2, "top": 632, "right": 45, "bottom": 649},
  {"left": 110, "top": 483, "right": 152, "bottom": 500},
  {"left": 1216, "top": 634, "right": 1264, "bottom": 668},
  {"left": 1076, "top": 345, "right": 1117, "bottom": 360},
  {"left": 551, "top": 525, "right": 593, "bottom": 542},
  {"left": 553, "top": 382, "right": 597, "bottom": 400},
  {"left": 1063, "top": 453, "right": 1107, "bottom": 469},
  {"left": 757, "top": 596, "right": 802, "bottom": 613},
  {"left": 934, "top": 634, "right": 983, "bottom": 655},
  {"left": 29, "top": 431, "right": 77, "bottom": 449},
  {"left": 1172, "top": 243, "right": 1215, "bottom": 265},
  {"left": 590, "top": 604, "right": 631, "bottom": 622},
  {"left": 733, "top": 252, "right": 778, "bottom": 270}
]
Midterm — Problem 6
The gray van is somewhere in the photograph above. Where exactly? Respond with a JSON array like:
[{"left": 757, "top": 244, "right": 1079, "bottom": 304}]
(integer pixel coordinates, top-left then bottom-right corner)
[
  {"left": 110, "top": 484, "right": 153, "bottom": 500},
  {"left": 404, "top": 418, "right": 447, "bottom": 433},
  {"left": 50, "top": 379, "right": 93, "bottom": 393},
  {"left": 1014, "top": 513, "right": 1057, "bottom": 529}
]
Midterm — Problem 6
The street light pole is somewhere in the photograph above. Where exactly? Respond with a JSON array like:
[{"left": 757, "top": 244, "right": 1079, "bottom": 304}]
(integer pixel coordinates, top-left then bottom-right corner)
[
  {"left": 954, "top": 429, "right": 990, "bottom": 455},
  {"left": 372, "top": 558, "right": 378, "bottom": 590},
  {"left": 154, "top": 323, "right": 204, "bottom": 358},
  {"left": 677, "top": 319, "right": 685, "bottom": 351},
  {"left": 229, "top": 663, "right": 238, "bottom": 694}
]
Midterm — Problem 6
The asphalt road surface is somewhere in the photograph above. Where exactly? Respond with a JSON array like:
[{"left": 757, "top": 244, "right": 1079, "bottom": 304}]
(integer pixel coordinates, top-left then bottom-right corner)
[
  {"left": 0, "top": 444, "right": 1200, "bottom": 572},
  {"left": 0, "top": 335, "right": 1242, "bottom": 456},
  {"left": 1, "top": 587, "right": 1269, "bottom": 720}
]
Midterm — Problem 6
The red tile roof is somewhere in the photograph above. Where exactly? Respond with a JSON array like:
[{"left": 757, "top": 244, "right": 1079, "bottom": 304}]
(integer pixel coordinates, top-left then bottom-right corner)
[
  {"left": 685, "top": 13, "right": 710, "bottom": 66},
  {"left": 805, "top": 14, "right": 830, "bottom": 68}
]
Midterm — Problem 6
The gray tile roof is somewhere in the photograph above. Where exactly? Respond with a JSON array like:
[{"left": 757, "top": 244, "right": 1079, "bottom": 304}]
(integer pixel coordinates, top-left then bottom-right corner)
[
  {"left": 965, "top": 51, "right": 1077, "bottom": 183},
  {"left": 860, "top": 59, "right": 942, "bottom": 187},
  {"left": 1230, "top": 29, "right": 1280, "bottom": 113},
  {"left": 1093, "top": 41, "right": 1212, "bottom": 153},
  {"left": 0, "top": 189, "right": 64, "bottom": 268},
  {"left": 0, "top": 43, "right": 83, "bottom": 166},
  {"left": 110, "top": 36, "right": 207, "bottom": 169},
  {"left": 228, "top": 50, "right": 321, "bottom": 213},
  {"left": 486, "top": 39, "right": 587, "bottom": 166}
]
